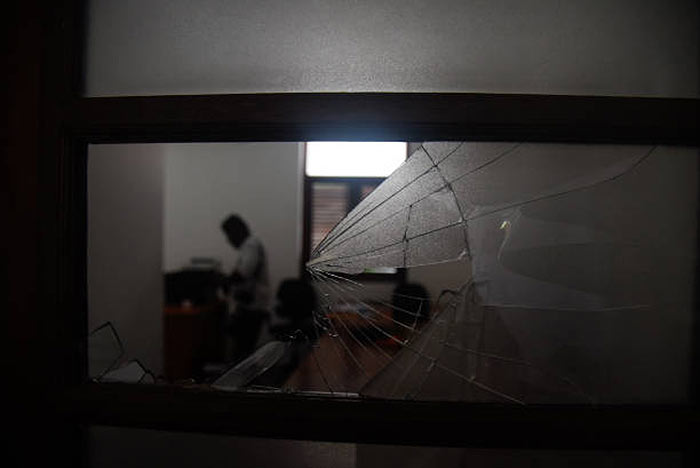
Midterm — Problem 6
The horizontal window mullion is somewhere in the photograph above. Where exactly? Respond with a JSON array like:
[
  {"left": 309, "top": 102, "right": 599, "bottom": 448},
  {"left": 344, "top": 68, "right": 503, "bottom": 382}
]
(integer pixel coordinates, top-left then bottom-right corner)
[
  {"left": 60, "top": 383, "right": 699, "bottom": 450},
  {"left": 66, "top": 94, "right": 698, "bottom": 145}
]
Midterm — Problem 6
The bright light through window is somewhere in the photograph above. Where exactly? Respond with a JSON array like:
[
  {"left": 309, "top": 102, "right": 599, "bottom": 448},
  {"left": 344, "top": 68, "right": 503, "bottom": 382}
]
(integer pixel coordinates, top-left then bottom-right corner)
[{"left": 305, "top": 142, "right": 407, "bottom": 177}]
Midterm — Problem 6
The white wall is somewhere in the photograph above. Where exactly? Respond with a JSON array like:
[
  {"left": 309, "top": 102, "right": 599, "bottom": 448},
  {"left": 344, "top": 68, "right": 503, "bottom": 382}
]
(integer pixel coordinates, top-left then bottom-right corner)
[
  {"left": 86, "top": 0, "right": 698, "bottom": 97},
  {"left": 163, "top": 143, "right": 303, "bottom": 302},
  {"left": 88, "top": 144, "right": 164, "bottom": 375}
]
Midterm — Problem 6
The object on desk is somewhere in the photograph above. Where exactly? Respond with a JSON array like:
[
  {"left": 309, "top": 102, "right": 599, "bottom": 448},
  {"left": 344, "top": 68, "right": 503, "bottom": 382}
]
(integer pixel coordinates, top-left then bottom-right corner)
[
  {"left": 212, "top": 341, "right": 290, "bottom": 391},
  {"left": 189, "top": 257, "right": 222, "bottom": 270},
  {"left": 164, "top": 268, "right": 223, "bottom": 306}
]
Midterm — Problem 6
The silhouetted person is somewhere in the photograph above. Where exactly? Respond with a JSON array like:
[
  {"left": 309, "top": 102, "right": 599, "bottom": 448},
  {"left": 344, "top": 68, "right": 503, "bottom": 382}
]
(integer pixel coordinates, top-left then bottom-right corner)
[
  {"left": 221, "top": 214, "right": 269, "bottom": 364},
  {"left": 271, "top": 279, "right": 316, "bottom": 340},
  {"left": 252, "top": 278, "right": 317, "bottom": 387}
]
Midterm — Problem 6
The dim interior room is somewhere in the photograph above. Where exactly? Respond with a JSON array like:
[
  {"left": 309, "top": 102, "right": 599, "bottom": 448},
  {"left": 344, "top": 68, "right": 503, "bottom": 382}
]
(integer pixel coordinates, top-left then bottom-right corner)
[
  {"left": 85, "top": 139, "right": 698, "bottom": 467},
  {"left": 87, "top": 140, "right": 698, "bottom": 401},
  {"left": 88, "top": 142, "right": 302, "bottom": 376},
  {"left": 87, "top": 141, "right": 468, "bottom": 377}
]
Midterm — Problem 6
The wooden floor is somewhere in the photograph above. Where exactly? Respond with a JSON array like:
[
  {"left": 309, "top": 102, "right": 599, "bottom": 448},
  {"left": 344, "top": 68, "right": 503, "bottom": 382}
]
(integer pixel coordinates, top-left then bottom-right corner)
[{"left": 283, "top": 308, "right": 405, "bottom": 393}]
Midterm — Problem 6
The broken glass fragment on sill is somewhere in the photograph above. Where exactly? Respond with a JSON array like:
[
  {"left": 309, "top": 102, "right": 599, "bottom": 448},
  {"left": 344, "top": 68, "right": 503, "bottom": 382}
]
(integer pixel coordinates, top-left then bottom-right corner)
[
  {"left": 88, "top": 321, "right": 125, "bottom": 380},
  {"left": 212, "top": 341, "right": 290, "bottom": 391},
  {"left": 100, "top": 360, "right": 155, "bottom": 384},
  {"left": 88, "top": 321, "right": 156, "bottom": 384}
]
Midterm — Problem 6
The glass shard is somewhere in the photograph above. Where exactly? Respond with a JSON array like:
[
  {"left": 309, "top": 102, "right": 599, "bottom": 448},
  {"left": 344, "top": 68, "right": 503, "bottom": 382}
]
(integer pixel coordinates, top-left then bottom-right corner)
[
  {"left": 213, "top": 341, "right": 290, "bottom": 391},
  {"left": 88, "top": 322, "right": 125, "bottom": 380},
  {"left": 306, "top": 142, "right": 697, "bottom": 403}
]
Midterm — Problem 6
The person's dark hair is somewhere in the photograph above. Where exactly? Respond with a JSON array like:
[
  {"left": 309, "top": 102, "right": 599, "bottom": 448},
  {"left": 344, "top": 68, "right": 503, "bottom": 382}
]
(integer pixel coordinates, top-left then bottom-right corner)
[{"left": 221, "top": 214, "right": 250, "bottom": 240}]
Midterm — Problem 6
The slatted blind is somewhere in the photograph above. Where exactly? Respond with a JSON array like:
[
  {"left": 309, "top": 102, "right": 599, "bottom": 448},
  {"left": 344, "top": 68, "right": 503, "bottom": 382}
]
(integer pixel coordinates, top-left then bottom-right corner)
[{"left": 310, "top": 182, "right": 350, "bottom": 252}]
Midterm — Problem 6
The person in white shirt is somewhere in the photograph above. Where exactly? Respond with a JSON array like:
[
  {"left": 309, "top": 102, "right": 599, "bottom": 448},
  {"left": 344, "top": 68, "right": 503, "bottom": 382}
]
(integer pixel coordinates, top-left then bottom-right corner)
[{"left": 221, "top": 214, "right": 270, "bottom": 363}]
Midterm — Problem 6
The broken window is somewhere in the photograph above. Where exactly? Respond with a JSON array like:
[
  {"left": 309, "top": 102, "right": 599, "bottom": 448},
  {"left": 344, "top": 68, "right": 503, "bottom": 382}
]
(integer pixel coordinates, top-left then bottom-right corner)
[
  {"left": 301, "top": 142, "right": 697, "bottom": 403},
  {"left": 87, "top": 142, "right": 697, "bottom": 405}
]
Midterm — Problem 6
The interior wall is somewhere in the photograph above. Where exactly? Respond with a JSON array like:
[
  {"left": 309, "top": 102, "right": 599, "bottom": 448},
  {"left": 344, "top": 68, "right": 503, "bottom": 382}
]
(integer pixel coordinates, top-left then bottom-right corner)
[
  {"left": 85, "top": 0, "right": 698, "bottom": 97},
  {"left": 163, "top": 142, "right": 303, "bottom": 302},
  {"left": 88, "top": 144, "right": 165, "bottom": 375}
]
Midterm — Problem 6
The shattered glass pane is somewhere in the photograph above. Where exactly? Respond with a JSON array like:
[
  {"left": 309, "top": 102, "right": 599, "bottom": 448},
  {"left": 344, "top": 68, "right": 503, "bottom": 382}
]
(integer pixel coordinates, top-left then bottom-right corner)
[
  {"left": 306, "top": 143, "right": 697, "bottom": 404},
  {"left": 87, "top": 142, "right": 696, "bottom": 405}
]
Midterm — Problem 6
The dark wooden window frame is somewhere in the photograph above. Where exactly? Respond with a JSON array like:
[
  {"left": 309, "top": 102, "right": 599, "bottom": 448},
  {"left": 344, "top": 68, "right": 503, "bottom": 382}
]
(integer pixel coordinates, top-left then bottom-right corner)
[{"left": 40, "top": 0, "right": 699, "bottom": 455}]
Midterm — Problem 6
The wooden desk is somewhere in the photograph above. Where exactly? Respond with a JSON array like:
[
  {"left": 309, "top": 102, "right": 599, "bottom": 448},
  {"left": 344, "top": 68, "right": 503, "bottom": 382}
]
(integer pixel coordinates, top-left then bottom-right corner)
[
  {"left": 282, "top": 303, "right": 404, "bottom": 393},
  {"left": 164, "top": 301, "right": 227, "bottom": 381}
]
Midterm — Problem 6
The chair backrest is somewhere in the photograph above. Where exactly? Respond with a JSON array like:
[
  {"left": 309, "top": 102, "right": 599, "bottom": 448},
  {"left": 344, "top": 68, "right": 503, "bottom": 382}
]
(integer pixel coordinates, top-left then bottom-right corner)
[{"left": 275, "top": 278, "right": 316, "bottom": 322}]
